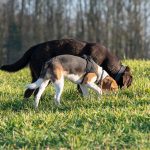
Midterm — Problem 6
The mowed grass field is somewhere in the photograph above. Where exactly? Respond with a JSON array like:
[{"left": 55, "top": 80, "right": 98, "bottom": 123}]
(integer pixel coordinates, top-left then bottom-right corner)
[{"left": 0, "top": 60, "right": 150, "bottom": 149}]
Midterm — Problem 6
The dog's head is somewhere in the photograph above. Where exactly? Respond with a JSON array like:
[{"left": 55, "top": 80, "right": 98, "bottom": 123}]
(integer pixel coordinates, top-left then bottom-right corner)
[
  {"left": 98, "top": 76, "right": 118, "bottom": 92},
  {"left": 118, "top": 66, "right": 133, "bottom": 89}
]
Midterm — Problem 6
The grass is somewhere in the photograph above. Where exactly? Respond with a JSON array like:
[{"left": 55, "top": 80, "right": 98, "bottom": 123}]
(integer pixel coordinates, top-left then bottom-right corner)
[{"left": 0, "top": 60, "right": 150, "bottom": 149}]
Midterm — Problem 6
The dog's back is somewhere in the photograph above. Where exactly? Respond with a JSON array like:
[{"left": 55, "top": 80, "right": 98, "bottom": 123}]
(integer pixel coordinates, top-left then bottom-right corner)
[
  {"left": 53, "top": 55, "right": 87, "bottom": 74},
  {"left": 42, "top": 55, "right": 88, "bottom": 83},
  {"left": 40, "top": 55, "right": 101, "bottom": 85}
]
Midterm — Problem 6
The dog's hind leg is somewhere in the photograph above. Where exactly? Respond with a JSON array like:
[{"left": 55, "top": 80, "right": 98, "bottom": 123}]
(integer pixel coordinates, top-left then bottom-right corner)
[
  {"left": 24, "top": 70, "right": 38, "bottom": 98},
  {"left": 79, "top": 84, "right": 88, "bottom": 97},
  {"left": 34, "top": 79, "right": 49, "bottom": 109},
  {"left": 53, "top": 78, "right": 64, "bottom": 105},
  {"left": 34, "top": 81, "right": 51, "bottom": 98}
]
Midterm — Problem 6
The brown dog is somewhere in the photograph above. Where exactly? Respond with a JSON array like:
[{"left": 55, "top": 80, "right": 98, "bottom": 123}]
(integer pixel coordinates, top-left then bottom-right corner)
[
  {"left": 27, "top": 55, "right": 118, "bottom": 108},
  {"left": 0, "top": 39, "right": 132, "bottom": 98}
]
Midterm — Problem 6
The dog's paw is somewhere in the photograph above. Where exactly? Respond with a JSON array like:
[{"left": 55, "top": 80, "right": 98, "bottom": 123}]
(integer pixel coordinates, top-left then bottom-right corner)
[
  {"left": 54, "top": 99, "right": 61, "bottom": 106},
  {"left": 33, "top": 101, "right": 39, "bottom": 110}
]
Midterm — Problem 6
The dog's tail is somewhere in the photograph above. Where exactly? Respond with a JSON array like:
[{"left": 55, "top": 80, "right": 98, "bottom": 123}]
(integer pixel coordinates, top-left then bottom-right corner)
[
  {"left": 0, "top": 47, "right": 33, "bottom": 72},
  {"left": 27, "top": 78, "right": 44, "bottom": 89}
]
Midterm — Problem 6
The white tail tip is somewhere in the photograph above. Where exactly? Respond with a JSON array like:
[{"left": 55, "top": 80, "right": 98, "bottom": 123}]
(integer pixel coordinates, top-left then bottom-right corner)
[{"left": 26, "top": 78, "right": 43, "bottom": 89}]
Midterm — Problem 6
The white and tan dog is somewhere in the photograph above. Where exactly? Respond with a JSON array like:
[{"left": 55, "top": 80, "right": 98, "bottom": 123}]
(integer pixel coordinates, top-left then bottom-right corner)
[{"left": 27, "top": 55, "right": 118, "bottom": 108}]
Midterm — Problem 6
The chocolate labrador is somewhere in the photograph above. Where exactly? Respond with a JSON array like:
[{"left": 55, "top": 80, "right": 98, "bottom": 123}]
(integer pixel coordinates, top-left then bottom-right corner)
[{"left": 0, "top": 39, "right": 132, "bottom": 98}]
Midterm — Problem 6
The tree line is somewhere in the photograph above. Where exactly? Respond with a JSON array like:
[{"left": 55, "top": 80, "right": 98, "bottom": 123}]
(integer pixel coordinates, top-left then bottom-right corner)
[{"left": 0, "top": 0, "right": 150, "bottom": 64}]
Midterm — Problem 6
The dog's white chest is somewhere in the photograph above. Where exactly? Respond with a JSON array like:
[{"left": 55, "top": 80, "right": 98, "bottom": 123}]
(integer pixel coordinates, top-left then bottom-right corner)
[{"left": 65, "top": 74, "right": 82, "bottom": 84}]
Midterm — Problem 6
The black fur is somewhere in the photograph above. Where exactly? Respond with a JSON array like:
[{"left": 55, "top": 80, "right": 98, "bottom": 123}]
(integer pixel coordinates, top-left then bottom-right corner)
[{"left": 0, "top": 39, "right": 132, "bottom": 98}]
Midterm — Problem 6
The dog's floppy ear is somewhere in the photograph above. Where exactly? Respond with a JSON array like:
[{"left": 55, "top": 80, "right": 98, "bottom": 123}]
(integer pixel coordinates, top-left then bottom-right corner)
[
  {"left": 110, "top": 78, "right": 118, "bottom": 91},
  {"left": 107, "top": 76, "right": 118, "bottom": 91},
  {"left": 122, "top": 66, "right": 133, "bottom": 89},
  {"left": 101, "top": 76, "right": 118, "bottom": 91}
]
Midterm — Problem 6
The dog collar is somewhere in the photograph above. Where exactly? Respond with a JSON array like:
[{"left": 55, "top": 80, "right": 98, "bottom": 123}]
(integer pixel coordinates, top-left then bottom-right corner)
[
  {"left": 96, "top": 69, "right": 104, "bottom": 84},
  {"left": 115, "top": 65, "right": 126, "bottom": 82},
  {"left": 96, "top": 69, "right": 108, "bottom": 84}
]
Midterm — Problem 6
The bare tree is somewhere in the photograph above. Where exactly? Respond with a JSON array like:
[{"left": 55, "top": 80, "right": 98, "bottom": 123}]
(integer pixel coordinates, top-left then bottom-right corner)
[{"left": 0, "top": 0, "right": 150, "bottom": 65}]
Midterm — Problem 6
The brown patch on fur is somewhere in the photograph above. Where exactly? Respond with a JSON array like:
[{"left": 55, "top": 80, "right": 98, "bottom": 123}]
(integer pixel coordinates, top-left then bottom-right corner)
[
  {"left": 101, "top": 76, "right": 118, "bottom": 92},
  {"left": 53, "top": 65, "right": 63, "bottom": 81},
  {"left": 82, "top": 73, "right": 97, "bottom": 84}
]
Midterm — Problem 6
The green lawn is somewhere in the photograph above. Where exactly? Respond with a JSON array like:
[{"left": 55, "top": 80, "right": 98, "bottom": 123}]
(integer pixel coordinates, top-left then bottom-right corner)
[{"left": 0, "top": 60, "right": 150, "bottom": 149}]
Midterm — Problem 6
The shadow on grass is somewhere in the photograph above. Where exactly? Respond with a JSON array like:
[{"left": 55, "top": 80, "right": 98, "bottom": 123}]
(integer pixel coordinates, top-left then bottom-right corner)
[
  {"left": 0, "top": 90, "right": 33, "bottom": 112},
  {"left": 0, "top": 89, "right": 149, "bottom": 113},
  {"left": 0, "top": 99, "right": 31, "bottom": 112}
]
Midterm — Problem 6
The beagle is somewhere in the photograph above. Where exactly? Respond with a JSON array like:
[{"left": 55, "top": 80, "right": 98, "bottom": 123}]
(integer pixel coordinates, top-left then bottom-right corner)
[{"left": 27, "top": 55, "right": 118, "bottom": 108}]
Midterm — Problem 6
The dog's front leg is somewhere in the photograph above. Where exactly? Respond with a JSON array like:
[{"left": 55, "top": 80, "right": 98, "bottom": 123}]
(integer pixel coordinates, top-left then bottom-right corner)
[
  {"left": 79, "top": 84, "right": 88, "bottom": 97},
  {"left": 86, "top": 82, "right": 102, "bottom": 96},
  {"left": 34, "top": 80, "right": 49, "bottom": 109}
]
